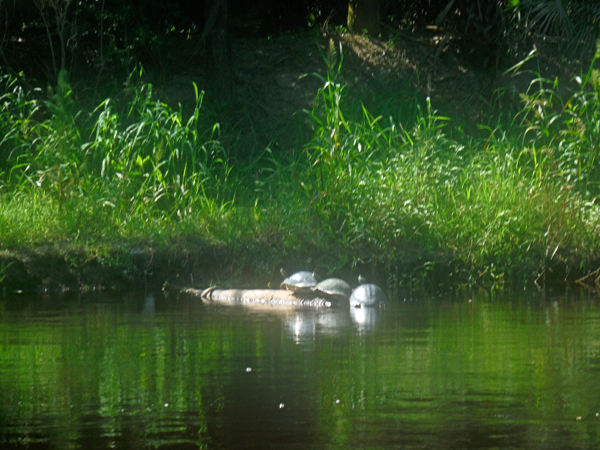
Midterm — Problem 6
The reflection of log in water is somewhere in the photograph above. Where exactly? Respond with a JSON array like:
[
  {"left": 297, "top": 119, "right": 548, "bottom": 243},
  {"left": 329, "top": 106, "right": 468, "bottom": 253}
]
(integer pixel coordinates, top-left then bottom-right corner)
[{"left": 181, "top": 287, "right": 333, "bottom": 308}]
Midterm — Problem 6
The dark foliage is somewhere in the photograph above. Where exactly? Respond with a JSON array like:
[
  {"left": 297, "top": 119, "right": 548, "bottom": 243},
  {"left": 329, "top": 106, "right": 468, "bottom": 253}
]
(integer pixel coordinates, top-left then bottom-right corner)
[{"left": 1, "top": 1, "right": 599, "bottom": 90}]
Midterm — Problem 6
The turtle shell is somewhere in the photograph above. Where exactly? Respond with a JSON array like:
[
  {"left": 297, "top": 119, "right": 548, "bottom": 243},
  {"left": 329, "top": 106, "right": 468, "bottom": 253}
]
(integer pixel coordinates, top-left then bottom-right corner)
[
  {"left": 349, "top": 284, "right": 386, "bottom": 308},
  {"left": 312, "top": 278, "right": 352, "bottom": 302},
  {"left": 280, "top": 271, "right": 319, "bottom": 292}
]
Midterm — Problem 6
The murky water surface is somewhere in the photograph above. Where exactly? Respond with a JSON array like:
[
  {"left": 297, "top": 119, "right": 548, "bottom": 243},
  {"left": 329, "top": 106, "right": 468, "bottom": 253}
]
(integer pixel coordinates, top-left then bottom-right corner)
[{"left": 1, "top": 289, "right": 600, "bottom": 449}]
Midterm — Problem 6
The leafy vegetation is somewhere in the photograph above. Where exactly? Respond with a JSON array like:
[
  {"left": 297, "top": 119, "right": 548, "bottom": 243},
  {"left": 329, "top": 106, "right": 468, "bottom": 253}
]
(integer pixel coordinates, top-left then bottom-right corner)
[{"left": 2, "top": 36, "right": 600, "bottom": 289}]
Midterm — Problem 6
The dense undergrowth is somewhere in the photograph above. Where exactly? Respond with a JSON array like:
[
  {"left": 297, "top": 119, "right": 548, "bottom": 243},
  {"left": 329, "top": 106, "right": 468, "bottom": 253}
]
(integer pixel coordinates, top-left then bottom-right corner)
[{"left": 2, "top": 43, "right": 600, "bottom": 289}]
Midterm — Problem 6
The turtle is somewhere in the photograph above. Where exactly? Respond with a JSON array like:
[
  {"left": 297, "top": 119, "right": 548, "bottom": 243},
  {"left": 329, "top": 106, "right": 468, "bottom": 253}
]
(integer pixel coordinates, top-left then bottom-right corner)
[
  {"left": 349, "top": 278, "right": 387, "bottom": 308},
  {"left": 279, "top": 269, "right": 319, "bottom": 293},
  {"left": 312, "top": 278, "right": 352, "bottom": 302}
]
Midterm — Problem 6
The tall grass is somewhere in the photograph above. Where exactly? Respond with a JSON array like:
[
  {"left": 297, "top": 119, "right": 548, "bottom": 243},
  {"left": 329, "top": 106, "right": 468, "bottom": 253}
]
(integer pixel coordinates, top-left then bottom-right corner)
[
  {"left": 0, "top": 68, "right": 243, "bottom": 246},
  {"left": 1, "top": 46, "right": 600, "bottom": 286},
  {"left": 289, "top": 41, "right": 600, "bottom": 283}
]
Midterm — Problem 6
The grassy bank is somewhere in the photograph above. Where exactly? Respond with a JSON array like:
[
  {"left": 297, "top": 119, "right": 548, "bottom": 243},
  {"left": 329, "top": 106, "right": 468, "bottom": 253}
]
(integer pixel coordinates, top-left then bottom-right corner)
[{"left": 2, "top": 45, "right": 600, "bottom": 293}]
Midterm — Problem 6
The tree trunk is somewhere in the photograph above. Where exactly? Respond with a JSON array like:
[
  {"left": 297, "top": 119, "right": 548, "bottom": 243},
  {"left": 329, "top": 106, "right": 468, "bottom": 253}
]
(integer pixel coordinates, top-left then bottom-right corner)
[
  {"left": 204, "top": 0, "right": 232, "bottom": 103},
  {"left": 347, "top": 0, "right": 380, "bottom": 35}
]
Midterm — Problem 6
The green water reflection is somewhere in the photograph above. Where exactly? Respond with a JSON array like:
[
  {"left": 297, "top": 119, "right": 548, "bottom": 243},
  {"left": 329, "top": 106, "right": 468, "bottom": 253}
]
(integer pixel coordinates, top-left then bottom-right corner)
[{"left": 1, "top": 291, "right": 599, "bottom": 449}]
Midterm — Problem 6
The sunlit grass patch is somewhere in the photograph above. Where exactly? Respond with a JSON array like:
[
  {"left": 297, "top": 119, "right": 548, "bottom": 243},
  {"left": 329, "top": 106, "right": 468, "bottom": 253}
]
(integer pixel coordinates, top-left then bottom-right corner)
[
  {"left": 294, "top": 56, "right": 600, "bottom": 282},
  {"left": 2, "top": 47, "right": 600, "bottom": 287}
]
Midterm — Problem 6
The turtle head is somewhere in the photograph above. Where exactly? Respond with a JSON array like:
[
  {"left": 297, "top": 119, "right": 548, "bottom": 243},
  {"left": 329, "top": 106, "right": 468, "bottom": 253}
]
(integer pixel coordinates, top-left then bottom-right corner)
[
  {"left": 358, "top": 275, "right": 367, "bottom": 285},
  {"left": 280, "top": 268, "right": 288, "bottom": 278}
]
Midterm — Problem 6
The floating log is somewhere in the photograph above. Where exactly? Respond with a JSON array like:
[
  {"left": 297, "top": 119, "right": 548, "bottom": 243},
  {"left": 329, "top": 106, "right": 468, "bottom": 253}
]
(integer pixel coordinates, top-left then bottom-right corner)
[{"left": 181, "top": 287, "right": 333, "bottom": 308}]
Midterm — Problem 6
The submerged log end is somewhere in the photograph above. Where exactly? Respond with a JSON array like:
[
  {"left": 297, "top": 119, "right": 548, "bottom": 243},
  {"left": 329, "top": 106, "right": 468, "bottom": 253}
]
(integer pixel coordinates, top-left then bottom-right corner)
[{"left": 200, "top": 285, "right": 218, "bottom": 299}]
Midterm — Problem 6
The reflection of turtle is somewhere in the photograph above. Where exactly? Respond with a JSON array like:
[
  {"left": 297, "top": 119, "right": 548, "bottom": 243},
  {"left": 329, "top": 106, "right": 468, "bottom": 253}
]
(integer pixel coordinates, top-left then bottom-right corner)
[
  {"left": 312, "top": 278, "right": 352, "bottom": 302},
  {"left": 350, "top": 278, "right": 386, "bottom": 308},
  {"left": 280, "top": 269, "right": 319, "bottom": 293}
]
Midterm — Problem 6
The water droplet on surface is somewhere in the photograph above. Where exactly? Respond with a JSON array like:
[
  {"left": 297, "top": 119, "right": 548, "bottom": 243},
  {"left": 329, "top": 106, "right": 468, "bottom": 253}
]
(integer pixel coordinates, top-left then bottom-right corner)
[
  {"left": 246, "top": 367, "right": 252, "bottom": 372},
  {"left": 279, "top": 403, "right": 285, "bottom": 409}
]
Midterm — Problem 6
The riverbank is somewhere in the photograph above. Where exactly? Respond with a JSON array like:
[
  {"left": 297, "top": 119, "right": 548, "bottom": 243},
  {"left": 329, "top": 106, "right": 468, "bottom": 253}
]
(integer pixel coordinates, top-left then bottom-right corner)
[
  {"left": 0, "top": 233, "right": 597, "bottom": 296},
  {"left": 2, "top": 31, "right": 600, "bottom": 296}
]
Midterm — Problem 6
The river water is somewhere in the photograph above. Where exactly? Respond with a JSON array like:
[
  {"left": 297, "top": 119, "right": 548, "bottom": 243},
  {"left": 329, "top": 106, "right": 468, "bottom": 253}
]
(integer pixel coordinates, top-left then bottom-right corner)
[{"left": 1, "top": 288, "right": 599, "bottom": 450}]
